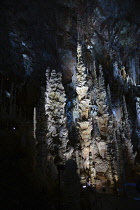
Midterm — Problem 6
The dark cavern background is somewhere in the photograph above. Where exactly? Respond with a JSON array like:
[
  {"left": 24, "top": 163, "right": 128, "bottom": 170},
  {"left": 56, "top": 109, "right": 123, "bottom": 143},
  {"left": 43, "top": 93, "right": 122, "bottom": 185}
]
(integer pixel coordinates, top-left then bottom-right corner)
[{"left": 0, "top": 0, "right": 140, "bottom": 209}]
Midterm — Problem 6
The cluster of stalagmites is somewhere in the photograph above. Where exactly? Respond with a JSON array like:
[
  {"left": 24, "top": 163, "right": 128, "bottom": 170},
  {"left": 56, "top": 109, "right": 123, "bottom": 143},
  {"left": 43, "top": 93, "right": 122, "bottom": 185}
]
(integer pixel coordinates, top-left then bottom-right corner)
[
  {"left": 36, "top": 43, "right": 137, "bottom": 193},
  {"left": 71, "top": 43, "right": 137, "bottom": 192}
]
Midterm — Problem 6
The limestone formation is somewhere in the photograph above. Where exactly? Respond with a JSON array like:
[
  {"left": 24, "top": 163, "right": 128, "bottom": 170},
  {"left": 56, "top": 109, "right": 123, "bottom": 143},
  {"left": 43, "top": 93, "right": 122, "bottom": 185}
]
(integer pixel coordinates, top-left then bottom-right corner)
[
  {"left": 45, "top": 68, "right": 69, "bottom": 163},
  {"left": 70, "top": 42, "right": 137, "bottom": 192},
  {"left": 36, "top": 68, "right": 69, "bottom": 176},
  {"left": 36, "top": 42, "right": 137, "bottom": 193},
  {"left": 0, "top": 1, "right": 140, "bottom": 207},
  {"left": 76, "top": 87, "right": 88, "bottom": 101}
]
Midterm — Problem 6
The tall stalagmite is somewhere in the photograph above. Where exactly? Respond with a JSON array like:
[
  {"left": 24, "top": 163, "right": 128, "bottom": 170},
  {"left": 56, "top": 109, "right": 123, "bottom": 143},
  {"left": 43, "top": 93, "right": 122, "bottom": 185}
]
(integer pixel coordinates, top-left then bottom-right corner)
[{"left": 69, "top": 41, "right": 137, "bottom": 192}]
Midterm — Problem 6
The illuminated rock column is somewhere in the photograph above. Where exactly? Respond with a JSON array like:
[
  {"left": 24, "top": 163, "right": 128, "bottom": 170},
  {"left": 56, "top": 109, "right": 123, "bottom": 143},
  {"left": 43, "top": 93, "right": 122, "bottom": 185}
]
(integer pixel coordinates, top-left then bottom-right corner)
[{"left": 45, "top": 69, "right": 69, "bottom": 163}]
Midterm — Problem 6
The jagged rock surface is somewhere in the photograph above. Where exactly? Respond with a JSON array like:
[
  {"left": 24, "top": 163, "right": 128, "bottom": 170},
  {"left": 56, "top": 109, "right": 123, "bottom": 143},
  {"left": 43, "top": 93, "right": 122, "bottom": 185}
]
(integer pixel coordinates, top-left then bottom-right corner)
[{"left": 68, "top": 42, "right": 138, "bottom": 192}]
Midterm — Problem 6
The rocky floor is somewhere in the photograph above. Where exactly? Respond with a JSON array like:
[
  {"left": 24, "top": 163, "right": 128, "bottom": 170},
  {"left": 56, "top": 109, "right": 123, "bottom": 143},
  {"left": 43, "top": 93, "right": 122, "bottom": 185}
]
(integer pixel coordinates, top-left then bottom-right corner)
[
  {"left": 80, "top": 186, "right": 140, "bottom": 210},
  {"left": 96, "top": 193, "right": 140, "bottom": 210}
]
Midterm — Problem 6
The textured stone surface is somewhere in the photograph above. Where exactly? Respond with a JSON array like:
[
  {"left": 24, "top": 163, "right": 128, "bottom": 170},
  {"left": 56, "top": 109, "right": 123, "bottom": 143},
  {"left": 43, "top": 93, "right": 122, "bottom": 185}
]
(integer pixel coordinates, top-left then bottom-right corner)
[{"left": 68, "top": 41, "right": 138, "bottom": 192}]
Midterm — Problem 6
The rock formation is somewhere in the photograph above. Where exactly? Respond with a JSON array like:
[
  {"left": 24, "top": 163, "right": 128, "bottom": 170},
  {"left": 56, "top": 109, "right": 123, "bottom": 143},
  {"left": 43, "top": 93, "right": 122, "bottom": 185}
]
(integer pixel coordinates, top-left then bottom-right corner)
[
  {"left": 36, "top": 68, "right": 70, "bottom": 174},
  {"left": 68, "top": 41, "right": 137, "bottom": 192},
  {"left": 0, "top": 1, "right": 140, "bottom": 208}
]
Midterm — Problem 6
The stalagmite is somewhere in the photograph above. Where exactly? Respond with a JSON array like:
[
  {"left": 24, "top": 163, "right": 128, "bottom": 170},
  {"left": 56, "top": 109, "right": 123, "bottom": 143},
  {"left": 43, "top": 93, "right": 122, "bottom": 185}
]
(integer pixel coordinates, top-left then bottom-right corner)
[
  {"left": 44, "top": 68, "right": 69, "bottom": 163},
  {"left": 35, "top": 39, "right": 138, "bottom": 193},
  {"left": 69, "top": 41, "right": 137, "bottom": 192}
]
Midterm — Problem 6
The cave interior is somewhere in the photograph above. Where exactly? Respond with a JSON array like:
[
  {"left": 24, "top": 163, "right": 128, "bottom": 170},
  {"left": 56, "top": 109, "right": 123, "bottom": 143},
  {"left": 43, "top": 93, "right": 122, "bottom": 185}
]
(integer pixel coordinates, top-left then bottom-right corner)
[{"left": 0, "top": 0, "right": 140, "bottom": 209}]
